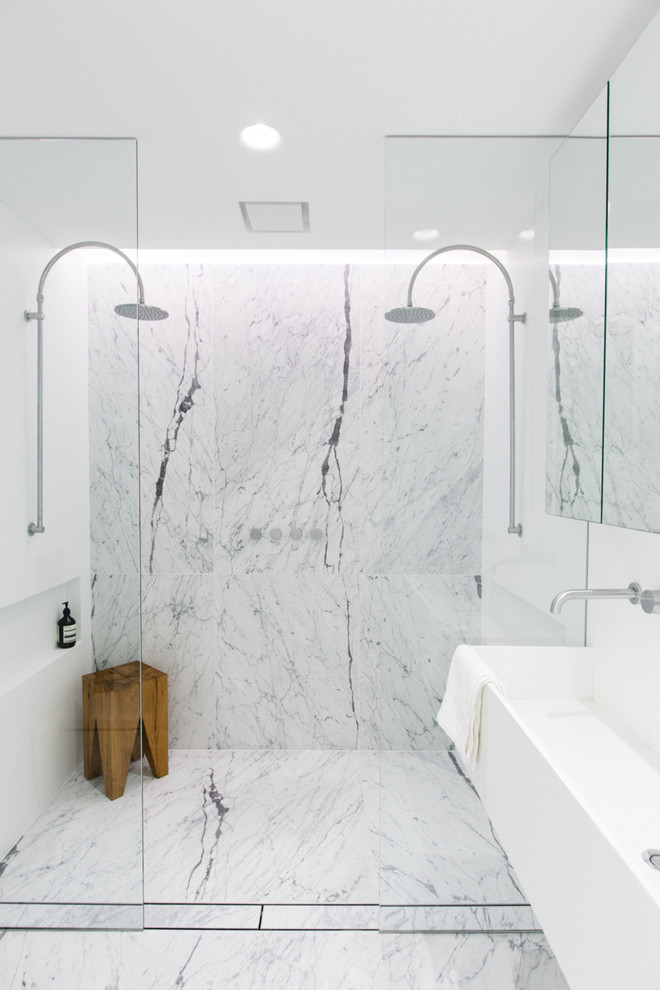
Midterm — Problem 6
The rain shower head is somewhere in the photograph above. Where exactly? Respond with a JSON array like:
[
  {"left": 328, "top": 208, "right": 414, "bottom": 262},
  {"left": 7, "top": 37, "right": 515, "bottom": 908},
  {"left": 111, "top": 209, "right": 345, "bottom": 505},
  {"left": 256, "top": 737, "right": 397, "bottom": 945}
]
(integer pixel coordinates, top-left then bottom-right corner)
[
  {"left": 114, "top": 302, "right": 169, "bottom": 321},
  {"left": 385, "top": 305, "right": 435, "bottom": 324},
  {"left": 549, "top": 305, "right": 583, "bottom": 324}
]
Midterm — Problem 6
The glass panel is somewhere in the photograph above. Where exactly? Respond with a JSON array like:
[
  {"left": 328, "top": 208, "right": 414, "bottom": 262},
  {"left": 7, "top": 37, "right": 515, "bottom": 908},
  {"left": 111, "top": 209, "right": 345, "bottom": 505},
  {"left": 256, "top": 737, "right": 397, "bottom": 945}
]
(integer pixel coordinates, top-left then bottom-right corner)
[
  {"left": 0, "top": 137, "right": 142, "bottom": 929},
  {"left": 381, "top": 136, "right": 587, "bottom": 935},
  {"left": 603, "top": 12, "right": 660, "bottom": 531},
  {"left": 546, "top": 87, "right": 608, "bottom": 522}
]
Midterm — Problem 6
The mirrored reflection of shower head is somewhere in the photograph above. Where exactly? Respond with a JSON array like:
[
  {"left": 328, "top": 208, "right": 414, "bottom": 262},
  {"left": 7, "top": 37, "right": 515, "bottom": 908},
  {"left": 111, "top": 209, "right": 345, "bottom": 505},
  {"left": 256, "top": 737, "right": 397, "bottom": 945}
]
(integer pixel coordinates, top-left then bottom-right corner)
[
  {"left": 385, "top": 305, "right": 436, "bottom": 324},
  {"left": 114, "top": 302, "right": 169, "bottom": 321},
  {"left": 549, "top": 305, "right": 583, "bottom": 324}
]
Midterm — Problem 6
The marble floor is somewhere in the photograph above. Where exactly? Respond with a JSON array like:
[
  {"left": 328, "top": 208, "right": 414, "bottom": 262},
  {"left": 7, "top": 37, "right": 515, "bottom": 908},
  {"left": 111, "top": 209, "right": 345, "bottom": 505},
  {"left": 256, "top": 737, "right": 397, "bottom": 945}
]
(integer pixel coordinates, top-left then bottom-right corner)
[
  {"left": 0, "top": 749, "right": 571, "bottom": 988},
  {"left": 0, "top": 929, "right": 570, "bottom": 989}
]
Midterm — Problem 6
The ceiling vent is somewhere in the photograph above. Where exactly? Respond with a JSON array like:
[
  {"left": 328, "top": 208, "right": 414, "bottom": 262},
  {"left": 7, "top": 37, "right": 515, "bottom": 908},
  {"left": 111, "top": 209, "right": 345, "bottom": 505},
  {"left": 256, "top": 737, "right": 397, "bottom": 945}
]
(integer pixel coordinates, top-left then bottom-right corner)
[{"left": 239, "top": 201, "right": 310, "bottom": 233}]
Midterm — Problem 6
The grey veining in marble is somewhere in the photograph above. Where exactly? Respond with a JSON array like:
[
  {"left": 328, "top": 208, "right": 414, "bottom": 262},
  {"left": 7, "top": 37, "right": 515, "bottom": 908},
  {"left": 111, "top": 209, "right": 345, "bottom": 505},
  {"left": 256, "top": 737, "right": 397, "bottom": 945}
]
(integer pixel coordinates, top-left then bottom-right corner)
[
  {"left": 379, "top": 751, "right": 526, "bottom": 907},
  {"left": 88, "top": 259, "right": 487, "bottom": 749},
  {"left": 380, "top": 904, "right": 541, "bottom": 933},
  {"left": 545, "top": 263, "right": 604, "bottom": 522},
  {"left": 142, "top": 750, "right": 379, "bottom": 905},
  {"left": 0, "top": 903, "right": 142, "bottom": 930},
  {"left": 90, "top": 571, "right": 140, "bottom": 670},
  {"left": 602, "top": 262, "right": 660, "bottom": 532},
  {"left": 213, "top": 264, "right": 362, "bottom": 577},
  {"left": 382, "top": 264, "right": 485, "bottom": 574},
  {"left": 216, "top": 573, "right": 362, "bottom": 749},
  {"left": 88, "top": 266, "right": 141, "bottom": 576},
  {"left": 141, "top": 574, "right": 216, "bottom": 748},
  {"left": 0, "top": 766, "right": 143, "bottom": 906},
  {"left": 261, "top": 904, "right": 378, "bottom": 930},
  {"left": 139, "top": 264, "right": 214, "bottom": 574},
  {"left": 143, "top": 903, "right": 261, "bottom": 930},
  {"left": 0, "top": 929, "right": 571, "bottom": 990},
  {"left": 379, "top": 574, "right": 481, "bottom": 749}
]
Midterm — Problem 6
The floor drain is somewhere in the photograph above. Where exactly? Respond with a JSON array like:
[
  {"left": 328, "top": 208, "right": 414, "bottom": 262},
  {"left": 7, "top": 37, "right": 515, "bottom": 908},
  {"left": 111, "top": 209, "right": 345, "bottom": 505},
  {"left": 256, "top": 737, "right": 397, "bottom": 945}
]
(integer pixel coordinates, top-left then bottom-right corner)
[{"left": 642, "top": 849, "right": 660, "bottom": 871}]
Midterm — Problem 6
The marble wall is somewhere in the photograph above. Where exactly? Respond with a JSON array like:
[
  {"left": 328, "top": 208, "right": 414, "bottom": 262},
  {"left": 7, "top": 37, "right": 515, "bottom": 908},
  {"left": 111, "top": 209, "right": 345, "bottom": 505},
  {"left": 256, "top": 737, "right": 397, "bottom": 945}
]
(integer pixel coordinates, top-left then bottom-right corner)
[
  {"left": 602, "top": 262, "right": 660, "bottom": 532},
  {"left": 88, "top": 259, "right": 486, "bottom": 750},
  {"left": 545, "top": 263, "right": 604, "bottom": 521}
]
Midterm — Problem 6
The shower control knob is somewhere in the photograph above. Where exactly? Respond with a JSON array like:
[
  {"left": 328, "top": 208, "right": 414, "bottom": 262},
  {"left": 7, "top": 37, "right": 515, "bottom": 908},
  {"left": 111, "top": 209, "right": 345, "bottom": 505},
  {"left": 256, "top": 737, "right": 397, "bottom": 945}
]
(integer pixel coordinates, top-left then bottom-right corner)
[{"left": 640, "top": 590, "right": 660, "bottom": 614}]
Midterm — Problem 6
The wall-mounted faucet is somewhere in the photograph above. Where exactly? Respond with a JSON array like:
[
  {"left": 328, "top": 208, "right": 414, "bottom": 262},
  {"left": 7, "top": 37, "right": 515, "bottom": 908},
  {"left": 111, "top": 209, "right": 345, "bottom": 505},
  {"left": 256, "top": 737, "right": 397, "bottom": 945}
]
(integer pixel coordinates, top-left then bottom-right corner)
[{"left": 550, "top": 583, "right": 642, "bottom": 614}]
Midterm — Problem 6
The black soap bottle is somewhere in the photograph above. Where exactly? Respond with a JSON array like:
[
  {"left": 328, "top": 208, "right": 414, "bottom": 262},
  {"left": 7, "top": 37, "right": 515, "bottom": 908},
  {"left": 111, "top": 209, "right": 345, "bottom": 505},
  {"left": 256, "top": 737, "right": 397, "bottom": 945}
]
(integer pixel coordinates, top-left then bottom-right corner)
[{"left": 57, "top": 601, "right": 77, "bottom": 649}]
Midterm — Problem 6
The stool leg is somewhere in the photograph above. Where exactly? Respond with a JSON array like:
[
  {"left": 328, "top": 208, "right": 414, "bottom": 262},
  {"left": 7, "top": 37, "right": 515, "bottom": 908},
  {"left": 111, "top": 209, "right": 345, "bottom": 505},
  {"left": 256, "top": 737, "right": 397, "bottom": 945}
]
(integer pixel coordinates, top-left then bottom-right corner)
[
  {"left": 141, "top": 675, "right": 168, "bottom": 778},
  {"left": 82, "top": 680, "right": 102, "bottom": 780},
  {"left": 97, "top": 686, "right": 141, "bottom": 800}
]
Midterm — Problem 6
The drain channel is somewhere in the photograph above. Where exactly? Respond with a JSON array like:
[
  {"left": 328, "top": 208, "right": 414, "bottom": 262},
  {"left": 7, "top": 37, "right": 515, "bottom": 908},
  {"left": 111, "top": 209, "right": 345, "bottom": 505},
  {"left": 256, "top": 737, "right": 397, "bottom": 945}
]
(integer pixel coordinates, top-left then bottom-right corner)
[{"left": 642, "top": 849, "right": 660, "bottom": 871}]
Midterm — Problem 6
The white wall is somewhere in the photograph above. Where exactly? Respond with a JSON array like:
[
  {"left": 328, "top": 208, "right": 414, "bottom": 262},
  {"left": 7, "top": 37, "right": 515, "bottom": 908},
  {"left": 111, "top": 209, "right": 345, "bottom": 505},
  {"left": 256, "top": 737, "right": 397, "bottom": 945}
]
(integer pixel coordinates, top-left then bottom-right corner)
[
  {"left": 0, "top": 201, "right": 91, "bottom": 858},
  {"left": 587, "top": 524, "right": 660, "bottom": 755}
]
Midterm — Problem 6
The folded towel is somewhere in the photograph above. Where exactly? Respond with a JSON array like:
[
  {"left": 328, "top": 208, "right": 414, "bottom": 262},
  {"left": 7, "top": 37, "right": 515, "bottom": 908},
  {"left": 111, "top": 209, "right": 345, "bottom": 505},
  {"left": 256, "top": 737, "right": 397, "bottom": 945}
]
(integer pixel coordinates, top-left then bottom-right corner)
[{"left": 437, "top": 645, "right": 503, "bottom": 767}]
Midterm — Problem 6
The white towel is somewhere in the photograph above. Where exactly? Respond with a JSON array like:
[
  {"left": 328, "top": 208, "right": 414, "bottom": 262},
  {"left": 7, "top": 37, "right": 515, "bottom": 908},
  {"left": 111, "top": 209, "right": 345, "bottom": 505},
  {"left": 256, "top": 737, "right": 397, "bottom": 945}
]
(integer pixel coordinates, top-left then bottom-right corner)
[{"left": 437, "top": 645, "right": 503, "bottom": 767}]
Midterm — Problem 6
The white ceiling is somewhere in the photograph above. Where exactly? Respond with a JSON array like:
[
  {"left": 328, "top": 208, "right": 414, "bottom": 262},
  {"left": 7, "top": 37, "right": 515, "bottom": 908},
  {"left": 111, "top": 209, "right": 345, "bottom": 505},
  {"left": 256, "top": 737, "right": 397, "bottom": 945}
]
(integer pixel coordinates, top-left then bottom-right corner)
[{"left": 0, "top": 0, "right": 659, "bottom": 249}]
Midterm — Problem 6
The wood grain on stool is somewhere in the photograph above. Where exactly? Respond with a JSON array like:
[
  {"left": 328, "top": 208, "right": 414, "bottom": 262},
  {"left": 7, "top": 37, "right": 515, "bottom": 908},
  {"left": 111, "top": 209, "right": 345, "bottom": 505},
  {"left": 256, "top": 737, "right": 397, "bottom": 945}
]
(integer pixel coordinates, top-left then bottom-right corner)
[{"left": 82, "top": 661, "right": 168, "bottom": 800}]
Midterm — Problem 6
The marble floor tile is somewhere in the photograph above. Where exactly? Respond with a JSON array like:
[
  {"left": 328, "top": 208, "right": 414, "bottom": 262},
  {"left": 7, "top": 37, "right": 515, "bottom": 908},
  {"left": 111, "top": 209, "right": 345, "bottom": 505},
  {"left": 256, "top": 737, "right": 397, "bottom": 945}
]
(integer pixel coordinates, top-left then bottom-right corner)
[
  {"left": 260, "top": 904, "right": 379, "bottom": 930},
  {"left": 142, "top": 750, "right": 379, "bottom": 905},
  {"left": 0, "top": 929, "right": 570, "bottom": 990},
  {"left": 379, "top": 905, "right": 541, "bottom": 933},
  {"left": 0, "top": 765, "right": 143, "bottom": 906},
  {"left": 143, "top": 903, "right": 261, "bottom": 930},
  {"left": 380, "top": 751, "right": 526, "bottom": 906}
]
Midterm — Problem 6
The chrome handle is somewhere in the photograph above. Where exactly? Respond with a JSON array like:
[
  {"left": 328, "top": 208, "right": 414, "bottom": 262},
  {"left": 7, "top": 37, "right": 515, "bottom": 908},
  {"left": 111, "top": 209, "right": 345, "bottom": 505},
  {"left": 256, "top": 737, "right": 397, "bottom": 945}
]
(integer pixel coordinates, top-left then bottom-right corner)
[{"left": 641, "top": 590, "right": 660, "bottom": 614}]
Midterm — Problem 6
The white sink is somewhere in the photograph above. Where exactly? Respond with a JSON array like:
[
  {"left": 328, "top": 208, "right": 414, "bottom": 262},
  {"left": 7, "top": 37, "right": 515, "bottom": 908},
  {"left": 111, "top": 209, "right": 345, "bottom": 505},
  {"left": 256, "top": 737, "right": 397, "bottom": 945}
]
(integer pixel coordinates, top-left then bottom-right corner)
[{"left": 464, "top": 645, "right": 660, "bottom": 990}]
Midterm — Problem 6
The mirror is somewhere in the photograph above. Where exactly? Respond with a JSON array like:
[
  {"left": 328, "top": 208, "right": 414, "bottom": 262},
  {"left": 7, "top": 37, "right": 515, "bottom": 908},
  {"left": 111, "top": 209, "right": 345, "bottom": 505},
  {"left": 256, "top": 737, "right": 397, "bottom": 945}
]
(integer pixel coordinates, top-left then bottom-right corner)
[
  {"left": 546, "top": 88, "right": 607, "bottom": 523},
  {"left": 603, "top": 12, "right": 660, "bottom": 531},
  {"left": 546, "top": 9, "right": 660, "bottom": 532}
]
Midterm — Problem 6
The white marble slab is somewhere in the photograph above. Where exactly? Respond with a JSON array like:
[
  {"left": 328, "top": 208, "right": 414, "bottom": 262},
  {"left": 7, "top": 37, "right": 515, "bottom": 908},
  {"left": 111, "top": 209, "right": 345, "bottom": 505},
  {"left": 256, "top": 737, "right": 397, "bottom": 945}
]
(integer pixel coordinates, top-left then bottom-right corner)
[
  {"left": 138, "top": 264, "right": 215, "bottom": 574},
  {"left": 143, "top": 903, "right": 260, "bottom": 929},
  {"left": 142, "top": 750, "right": 379, "bottom": 905},
  {"left": 602, "top": 262, "right": 660, "bottom": 532},
  {"left": 379, "top": 751, "right": 526, "bottom": 907},
  {"left": 87, "top": 265, "right": 141, "bottom": 576},
  {"left": 0, "top": 929, "right": 570, "bottom": 989},
  {"left": 90, "top": 571, "right": 141, "bottom": 670},
  {"left": 545, "top": 263, "right": 604, "bottom": 521},
  {"left": 261, "top": 905, "right": 378, "bottom": 930},
  {"left": 215, "top": 573, "right": 363, "bottom": 749},
  {"left": 212, "top": 264, "right": 362, "bottom": 576},
  {"left": 382, "top": 264, "right": 485, "bottom": 574},
  {"left": 0, "top": 903, "right": 142, "bottom": 930},
  {"left": 141, "top": 574, "right": 217, "bottom": 748},
  {"left": 0, "top": 766, "right": 143, "bottom": 906},
  {"left": 379, "top": 574, "right": 482, "bottom": 750},
  {"left": 379, "top": 904, "right": 541, "bottom": 933}
]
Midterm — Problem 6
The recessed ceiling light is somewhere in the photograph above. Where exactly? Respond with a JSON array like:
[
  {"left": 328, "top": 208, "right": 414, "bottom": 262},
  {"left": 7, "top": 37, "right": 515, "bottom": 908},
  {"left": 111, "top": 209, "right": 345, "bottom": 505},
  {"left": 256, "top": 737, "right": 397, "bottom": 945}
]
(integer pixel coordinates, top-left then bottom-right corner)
[
  {"left": 240, "top": 123, "right": 282, "bottom": 151},
  {"left": 412, "top": 228, "right": 440, "bottom": 242},
  {"left": 518, "top": 228, "right": 535, "bottom": 241}
]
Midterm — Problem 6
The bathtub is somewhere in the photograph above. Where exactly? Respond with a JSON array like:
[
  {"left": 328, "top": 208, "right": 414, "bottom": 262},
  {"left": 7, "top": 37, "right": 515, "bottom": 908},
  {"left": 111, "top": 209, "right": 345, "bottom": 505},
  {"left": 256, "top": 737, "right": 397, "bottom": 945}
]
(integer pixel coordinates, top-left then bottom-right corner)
[{"left": 465, "top": 645, "right": 660, "bottom": 990}]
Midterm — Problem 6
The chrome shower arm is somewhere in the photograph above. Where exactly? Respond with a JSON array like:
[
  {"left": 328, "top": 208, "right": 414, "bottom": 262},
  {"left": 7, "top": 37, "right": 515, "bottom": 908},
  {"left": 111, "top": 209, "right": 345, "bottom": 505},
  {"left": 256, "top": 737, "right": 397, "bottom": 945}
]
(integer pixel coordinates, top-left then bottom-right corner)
[
  {"left": 406, "top": 243, "right": 517, "bottom": 307},
  {"left": 24, "top": 241, "right": 143, "bottom": 536},
  {"left": 30, "top": 241, "right": 145, "bottom": 307},
  {"left": 548, "top": 268, "right": 560, "bottom": 309},
  {"left": 406, "top": 243, "right": 526, "bottom": 537}
]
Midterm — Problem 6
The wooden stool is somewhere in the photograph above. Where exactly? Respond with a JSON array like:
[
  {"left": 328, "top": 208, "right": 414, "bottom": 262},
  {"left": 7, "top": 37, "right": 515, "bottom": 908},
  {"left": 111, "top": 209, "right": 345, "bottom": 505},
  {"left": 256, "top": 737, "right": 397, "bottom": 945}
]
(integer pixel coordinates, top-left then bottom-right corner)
[{"left": 82, "top": 661, "right": 168, "bottom": 800}]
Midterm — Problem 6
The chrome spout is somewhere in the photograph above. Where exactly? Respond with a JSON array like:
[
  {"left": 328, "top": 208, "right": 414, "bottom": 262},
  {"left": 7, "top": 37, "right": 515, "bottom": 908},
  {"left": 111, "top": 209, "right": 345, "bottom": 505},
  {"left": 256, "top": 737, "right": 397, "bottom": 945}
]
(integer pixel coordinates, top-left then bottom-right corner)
[{"left": 550, "top": 583, "right": 642, "bottom": 614}]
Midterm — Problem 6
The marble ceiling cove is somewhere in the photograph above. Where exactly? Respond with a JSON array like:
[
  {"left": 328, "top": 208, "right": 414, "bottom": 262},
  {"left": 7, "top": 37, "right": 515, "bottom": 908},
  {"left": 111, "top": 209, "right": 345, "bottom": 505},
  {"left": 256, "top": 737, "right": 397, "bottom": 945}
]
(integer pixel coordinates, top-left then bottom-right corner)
[{"left": 88, "top": 260, "right": 486, "bottom": 750}]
